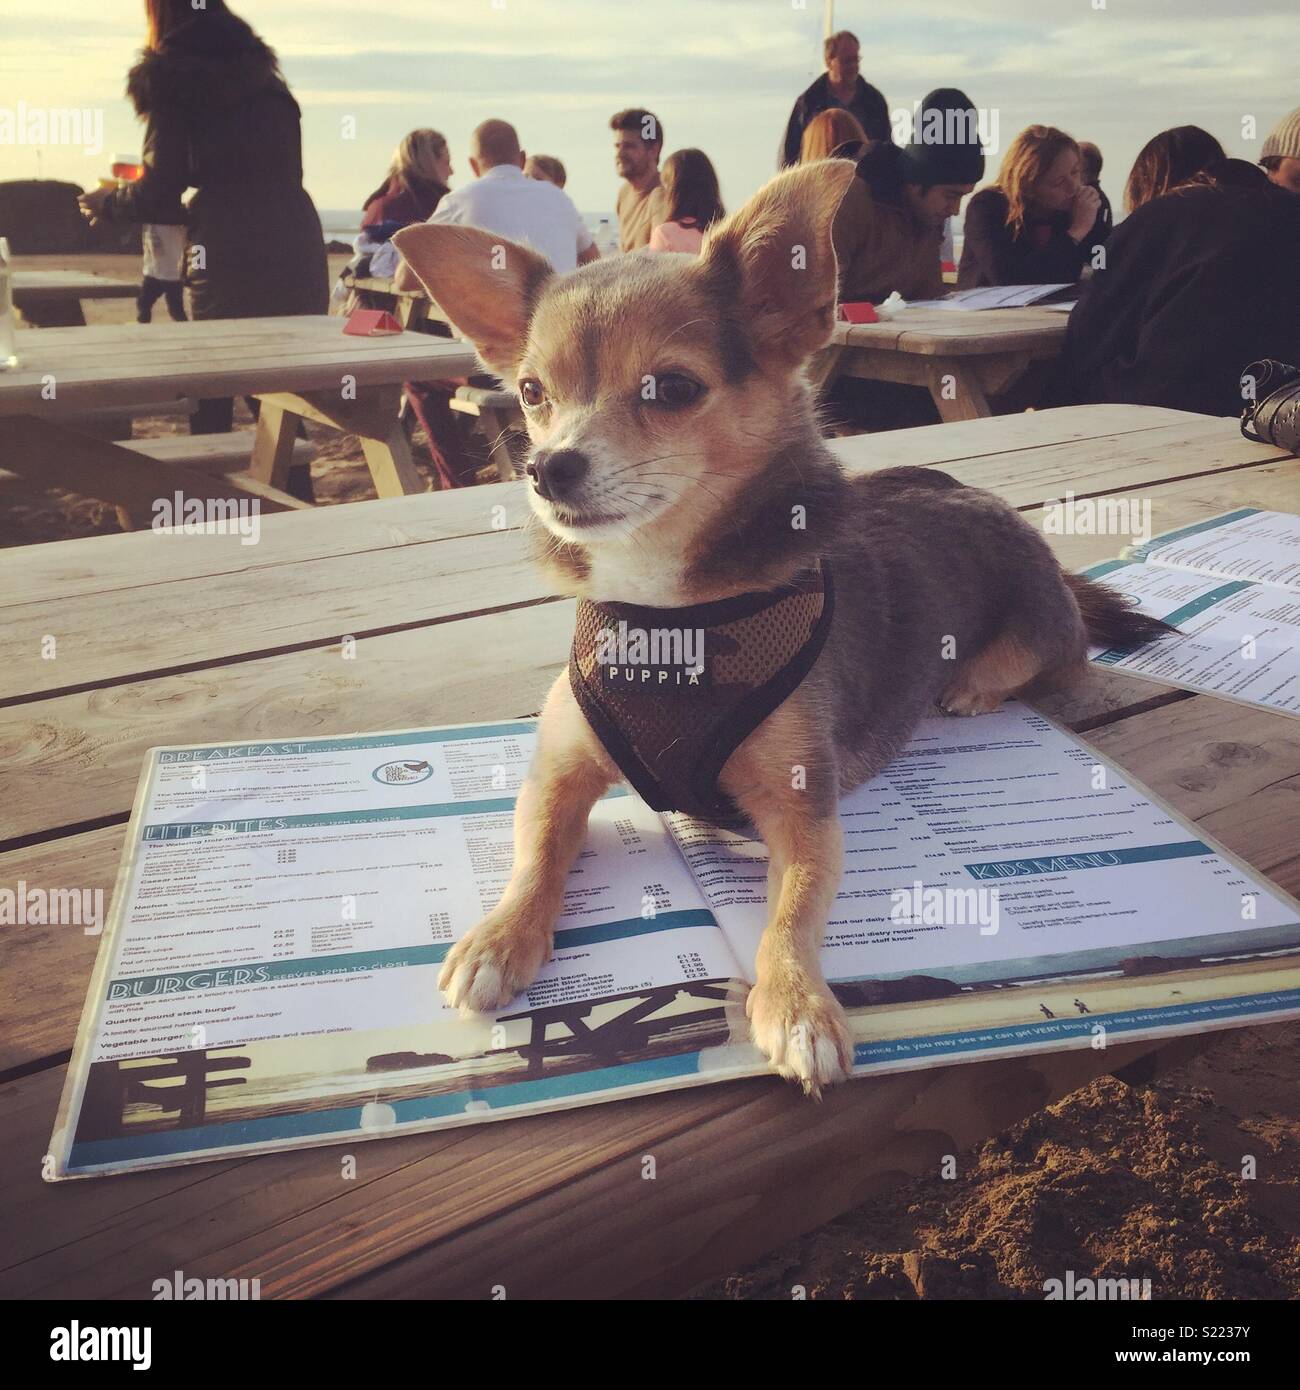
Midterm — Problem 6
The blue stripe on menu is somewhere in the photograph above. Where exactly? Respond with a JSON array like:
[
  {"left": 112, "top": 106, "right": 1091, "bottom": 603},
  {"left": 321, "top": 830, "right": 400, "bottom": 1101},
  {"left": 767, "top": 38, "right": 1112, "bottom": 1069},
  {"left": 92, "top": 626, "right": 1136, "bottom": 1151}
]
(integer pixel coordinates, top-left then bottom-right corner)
[
  {"left": 1126, "top": 508, "right": 1259, "bottom": 561},
  {"left": 66, "top": 988, "right": 1300, "bottom": 1171},
  {"left": 853, "top": 989, "right": 1300, "bottom": 1065},
  {"left": 963, "top": 839, "right": 1210, "bottom": 879}
]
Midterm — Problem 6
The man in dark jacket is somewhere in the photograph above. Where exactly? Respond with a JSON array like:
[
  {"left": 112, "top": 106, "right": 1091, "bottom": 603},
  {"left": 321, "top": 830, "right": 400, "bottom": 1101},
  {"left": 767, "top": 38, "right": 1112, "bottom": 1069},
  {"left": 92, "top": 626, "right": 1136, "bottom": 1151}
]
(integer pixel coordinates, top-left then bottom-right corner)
[
  {"left": 1051, "top": 180, "right": 1300, "bottom": 416},
  {"left": 780, "top": 30, "right": 891, "bottom": 167}
]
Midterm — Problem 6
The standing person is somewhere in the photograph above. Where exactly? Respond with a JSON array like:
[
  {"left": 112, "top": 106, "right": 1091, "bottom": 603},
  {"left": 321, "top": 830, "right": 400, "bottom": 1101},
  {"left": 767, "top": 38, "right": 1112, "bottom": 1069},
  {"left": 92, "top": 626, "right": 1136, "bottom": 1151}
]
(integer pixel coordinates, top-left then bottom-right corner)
[
  {"left": 79, "top": 0, "right": 327, "bottom": 498},
  {"left": 1123, "top": 126, "right": 1224, "bottom": 212},
  {"left": 136, "top": 221, "right": 187, "bottom": 322},
  {"left": 798, "top": 109, "right": 869, "bottom": 164},
  {"left": 648, "top": 149, "right": 725, "bottom": 254},
  {"left": 779, "top": 30, "right": 891, "bottom": 168},
  {"left": 957, "top": 125, "right": 1108, "bottom": 288},
  {"left": 396, "top": 119, "right": 596, "bottom": 274},
  {"left": 362, "top": 129, "right": 452, "bottom": 228},
  {"left": 833, "top": 88, "right": 984, "bottom": 304},
  {"left": 1259, "top": 107, "right": 1300, "bottom": 194},
  {"left": 524, "top": 154, "right": 567, "bottom": 188},
  {"left": 1078, "top": 141, "right": 1113, "bottom": 234},
  {"left": 612, "top": 108, "right": 669, "bottom": 251}
]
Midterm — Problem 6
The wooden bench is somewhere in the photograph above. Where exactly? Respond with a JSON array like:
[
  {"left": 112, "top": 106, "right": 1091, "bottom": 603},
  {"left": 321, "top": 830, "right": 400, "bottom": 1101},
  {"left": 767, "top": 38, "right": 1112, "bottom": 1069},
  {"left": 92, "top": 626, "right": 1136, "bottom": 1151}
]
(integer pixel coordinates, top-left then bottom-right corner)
[
  {"left": 131, "top": 431, "right": 314, "bottom": 476},
  {"left": 449, "top": 384, "right": 524, "bottom": 481}
]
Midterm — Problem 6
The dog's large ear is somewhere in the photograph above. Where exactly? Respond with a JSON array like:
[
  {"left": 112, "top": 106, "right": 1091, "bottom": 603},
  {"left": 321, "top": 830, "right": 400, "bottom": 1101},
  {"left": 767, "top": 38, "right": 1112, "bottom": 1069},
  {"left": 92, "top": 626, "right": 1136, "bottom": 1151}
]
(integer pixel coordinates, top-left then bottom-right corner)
[
  {"left": 391, "top": 223, "right": 553, "bottom": 377},
  {"left": 698, "top": 159, "right": 857, "bottom": 367}
]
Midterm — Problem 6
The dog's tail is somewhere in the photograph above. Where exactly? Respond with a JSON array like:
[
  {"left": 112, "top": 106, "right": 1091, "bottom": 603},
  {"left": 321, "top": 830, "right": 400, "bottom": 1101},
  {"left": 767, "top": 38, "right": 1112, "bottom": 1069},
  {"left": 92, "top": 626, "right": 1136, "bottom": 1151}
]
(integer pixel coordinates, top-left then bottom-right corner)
[{"left": 1066, "top": 573, "right": 1177, "bottom": 650}]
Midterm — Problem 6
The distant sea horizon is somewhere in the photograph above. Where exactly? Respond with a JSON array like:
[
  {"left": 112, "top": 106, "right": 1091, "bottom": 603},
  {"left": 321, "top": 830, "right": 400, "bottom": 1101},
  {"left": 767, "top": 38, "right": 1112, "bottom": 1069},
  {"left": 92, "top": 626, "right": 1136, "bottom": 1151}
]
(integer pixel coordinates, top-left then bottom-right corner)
[{"left": 319, "top": 208, "right": 616, "bottom": 247}]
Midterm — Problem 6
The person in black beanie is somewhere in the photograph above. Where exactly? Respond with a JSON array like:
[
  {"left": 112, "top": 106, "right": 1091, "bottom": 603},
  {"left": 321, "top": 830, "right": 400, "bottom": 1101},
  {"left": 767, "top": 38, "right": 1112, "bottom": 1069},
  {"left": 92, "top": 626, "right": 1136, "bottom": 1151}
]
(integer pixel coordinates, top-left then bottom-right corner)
[
  {"left": 826, "top": 89, "right": 985, "bottom": 431},
  {"left": 832, "top": 87, "right": 985, "bottom": 304}
]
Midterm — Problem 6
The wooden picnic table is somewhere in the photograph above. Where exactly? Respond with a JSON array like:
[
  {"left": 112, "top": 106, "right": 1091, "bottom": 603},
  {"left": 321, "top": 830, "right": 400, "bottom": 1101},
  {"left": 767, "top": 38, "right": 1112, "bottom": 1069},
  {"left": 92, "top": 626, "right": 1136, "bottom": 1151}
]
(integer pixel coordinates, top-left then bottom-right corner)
[
  {"left": 12, "top": 269, "right": 138, "bottom": 328},
  {"left": 0, "top": 315, "right": 478, "bottom": 524},
  {"left": 2, "top": 404, "right": 1297, "bottom": 1299},
  {"left": 820, "top": 305, "right": 1069, "bottom": 422}
]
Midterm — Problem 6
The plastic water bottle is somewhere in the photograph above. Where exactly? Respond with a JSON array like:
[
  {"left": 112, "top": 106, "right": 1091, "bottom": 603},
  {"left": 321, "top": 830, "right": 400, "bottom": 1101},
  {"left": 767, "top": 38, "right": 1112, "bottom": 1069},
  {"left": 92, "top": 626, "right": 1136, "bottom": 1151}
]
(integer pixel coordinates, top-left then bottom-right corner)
[
  {"left": 0, "top": 238, "right": 18, "bottom": 371},
  {"left": 596, "top": 217, "right": 619, "bottom": 256}
]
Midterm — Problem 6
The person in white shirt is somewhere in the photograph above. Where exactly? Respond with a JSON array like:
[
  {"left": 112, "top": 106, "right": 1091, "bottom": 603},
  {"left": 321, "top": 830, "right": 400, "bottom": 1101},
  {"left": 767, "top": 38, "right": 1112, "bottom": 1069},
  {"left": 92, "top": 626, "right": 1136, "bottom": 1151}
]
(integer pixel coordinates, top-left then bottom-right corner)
[{"left": 396, "top": 119, "right": 596, "bottom": 279}]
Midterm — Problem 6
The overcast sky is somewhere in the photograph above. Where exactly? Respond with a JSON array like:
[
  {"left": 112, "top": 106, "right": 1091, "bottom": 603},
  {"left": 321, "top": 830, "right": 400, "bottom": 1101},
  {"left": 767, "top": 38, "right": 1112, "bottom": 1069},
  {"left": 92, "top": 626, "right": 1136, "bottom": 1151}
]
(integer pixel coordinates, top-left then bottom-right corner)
[{"left": 1, "top": 0, "right": 1295, "bottom": 223}]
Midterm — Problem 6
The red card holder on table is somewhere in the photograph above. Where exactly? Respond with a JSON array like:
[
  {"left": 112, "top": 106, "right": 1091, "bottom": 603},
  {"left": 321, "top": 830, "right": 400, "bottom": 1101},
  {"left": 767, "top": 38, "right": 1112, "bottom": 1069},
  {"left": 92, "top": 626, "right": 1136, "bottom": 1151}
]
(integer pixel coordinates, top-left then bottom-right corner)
[
  {"left": 837, "top": 301, "right": 878, "bottom": 324},
  {"left": 344, "top": 309, "right": 403, "bottom": 336}
]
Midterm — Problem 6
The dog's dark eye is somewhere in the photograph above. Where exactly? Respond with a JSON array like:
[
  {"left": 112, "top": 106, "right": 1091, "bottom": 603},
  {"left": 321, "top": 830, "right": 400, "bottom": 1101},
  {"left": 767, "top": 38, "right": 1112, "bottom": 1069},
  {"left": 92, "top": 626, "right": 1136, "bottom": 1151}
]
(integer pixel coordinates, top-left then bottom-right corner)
[
  {"left": 650, "top": 373, "right": 704, "bottom": 410},
  {"left": 519, "top": 378, "right": 546, "bottom": 409}
]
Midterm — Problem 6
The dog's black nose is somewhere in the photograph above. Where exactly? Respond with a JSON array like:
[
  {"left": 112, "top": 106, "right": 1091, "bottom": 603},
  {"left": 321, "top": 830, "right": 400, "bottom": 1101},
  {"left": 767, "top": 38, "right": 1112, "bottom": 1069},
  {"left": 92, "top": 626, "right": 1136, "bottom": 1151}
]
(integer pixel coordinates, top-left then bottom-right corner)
[{"left": 527, "top": 448, "right": 589, "bottom": 502}]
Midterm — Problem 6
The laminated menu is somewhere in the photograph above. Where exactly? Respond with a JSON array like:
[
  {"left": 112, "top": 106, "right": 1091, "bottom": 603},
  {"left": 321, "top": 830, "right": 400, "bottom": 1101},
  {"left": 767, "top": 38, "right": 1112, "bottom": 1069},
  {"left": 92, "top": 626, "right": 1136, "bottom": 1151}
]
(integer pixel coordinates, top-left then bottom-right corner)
[
  {"left": 1086, "top": 509, "right": 1300, "bottom": 715},
  {"left": 48, "top": 703, "right": 1300, "bottom": 1179}
]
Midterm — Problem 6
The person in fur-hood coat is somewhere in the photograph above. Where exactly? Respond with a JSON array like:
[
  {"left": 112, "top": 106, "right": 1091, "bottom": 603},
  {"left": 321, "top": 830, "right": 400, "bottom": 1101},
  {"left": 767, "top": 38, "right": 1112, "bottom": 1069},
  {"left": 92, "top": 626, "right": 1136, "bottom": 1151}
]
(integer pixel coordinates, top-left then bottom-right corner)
[{"left": 90, "top": 0, "right": 328, "bottom": 323}]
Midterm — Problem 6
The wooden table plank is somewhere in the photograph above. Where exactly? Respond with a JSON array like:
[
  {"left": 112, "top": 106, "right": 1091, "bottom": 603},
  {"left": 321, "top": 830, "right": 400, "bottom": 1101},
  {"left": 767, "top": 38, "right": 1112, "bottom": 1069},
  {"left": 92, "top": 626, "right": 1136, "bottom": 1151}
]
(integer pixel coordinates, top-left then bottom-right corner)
[
  {"left": 13, "top": 270, "right": 137, "bottom": 303},
  {"left": 0, "top": 317, "right": 478, "bottom": 412},
  {"left": 831, "top": 306, "right": 1068, "bottom": 355},
  {"left": 0, "top": 488, "right": 535, "bottom": 608},
  {"left": 0, "top": 529, "right": 557, "bottom": 702},
  {"left": 831, "top": 418, "right": 1291, "bottom": 508}
]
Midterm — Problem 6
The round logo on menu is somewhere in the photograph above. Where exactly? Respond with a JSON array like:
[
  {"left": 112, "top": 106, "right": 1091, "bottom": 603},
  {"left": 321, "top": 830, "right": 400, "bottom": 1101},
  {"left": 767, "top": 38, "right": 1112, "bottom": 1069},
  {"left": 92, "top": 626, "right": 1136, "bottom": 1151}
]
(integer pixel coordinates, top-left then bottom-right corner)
[{"left": 371, "top": 759, "right": 433, "bottom": 786}]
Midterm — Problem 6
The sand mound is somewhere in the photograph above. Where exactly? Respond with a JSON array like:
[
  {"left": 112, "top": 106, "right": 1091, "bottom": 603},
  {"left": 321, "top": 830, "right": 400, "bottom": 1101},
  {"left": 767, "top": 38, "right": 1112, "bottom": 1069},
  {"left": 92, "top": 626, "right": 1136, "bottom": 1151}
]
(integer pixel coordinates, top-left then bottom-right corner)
[{"left": 695, "top": 1021, "right": 1300, "bottom": 1300}]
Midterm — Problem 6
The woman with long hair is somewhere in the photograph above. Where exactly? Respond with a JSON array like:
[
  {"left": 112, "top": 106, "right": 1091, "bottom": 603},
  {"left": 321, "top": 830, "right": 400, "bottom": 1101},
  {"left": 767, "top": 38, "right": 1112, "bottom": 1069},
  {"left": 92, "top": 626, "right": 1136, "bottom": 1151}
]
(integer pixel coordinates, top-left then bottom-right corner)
[
  {"left": 362, "top": 129, "right": 452, "bottom": 228},
  {"left": 957, "top": 124, "right": 1107, "bottom": 287},
  {"left": 648, "top": 149, "right": 725, "bottom": 254},
  {"left": 1123, "top": 126, "right": 1225, "bottom": 212},
  {"left": 799, "top": 108, "right": 870, "bottom": 163},
  {"left": 79, "top": 0, "right": 328, "bottom": 482}
]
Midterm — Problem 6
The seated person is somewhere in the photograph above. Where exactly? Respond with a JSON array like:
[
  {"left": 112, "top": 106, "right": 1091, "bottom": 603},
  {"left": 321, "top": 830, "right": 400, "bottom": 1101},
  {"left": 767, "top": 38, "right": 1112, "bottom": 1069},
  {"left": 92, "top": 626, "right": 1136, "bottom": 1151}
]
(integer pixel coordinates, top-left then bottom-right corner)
[
  {"left": 958, "top": 125, "right": 1108, "bottom": 287},
  {"left": 1123, "top": 125, "right": 1223, "bottom": 212},
  {"left": 648, "top": 148, "right": 725, "bottom": 254},
  {"left": 524, "top": 154, "right": 567, "bottom": 188},
  {"left": 397, "top": 118, "right": 597, "bottom": 277},
  {"left": 1048, "top": 167, "right": 1300, "bottom": 416},
  {"left": 1260, "top": 107, "right": 1300, "bottom": 194},
  {"left": 363, "top": 129, "right": 452, "bottom": 228},
  {"left": 833, "top": 87, "right": 983, "bottom": 304},
  {"left": 799, "top": 108, "right": 870, "bottom": 163}
]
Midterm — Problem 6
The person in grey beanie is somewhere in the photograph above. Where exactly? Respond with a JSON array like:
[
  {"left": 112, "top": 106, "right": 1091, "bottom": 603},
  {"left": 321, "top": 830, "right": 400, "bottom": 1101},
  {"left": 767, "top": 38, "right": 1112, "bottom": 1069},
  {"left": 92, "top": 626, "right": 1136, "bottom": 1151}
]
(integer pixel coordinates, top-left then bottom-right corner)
[{"left": 1260, "top": 106, "right": 1300, "bottom": 194}]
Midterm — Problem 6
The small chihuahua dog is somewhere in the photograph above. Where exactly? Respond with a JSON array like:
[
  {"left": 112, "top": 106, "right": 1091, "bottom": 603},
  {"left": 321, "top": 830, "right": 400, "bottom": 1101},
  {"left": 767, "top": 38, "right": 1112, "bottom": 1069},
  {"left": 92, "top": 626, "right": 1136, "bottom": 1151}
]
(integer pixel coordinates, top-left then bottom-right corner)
[{"left": 393, "top": 161, "right": 1168, "bottom": 1095}]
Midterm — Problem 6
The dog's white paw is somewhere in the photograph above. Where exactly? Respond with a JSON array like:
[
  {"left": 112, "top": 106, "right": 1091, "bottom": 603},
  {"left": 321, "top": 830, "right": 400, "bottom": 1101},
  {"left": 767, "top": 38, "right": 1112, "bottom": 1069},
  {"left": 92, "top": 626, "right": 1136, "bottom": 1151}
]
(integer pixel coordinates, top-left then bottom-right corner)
[
  {"left": 438, "top": 909, "right": 552, "bottom": 1015},
  {"left": 746, "top": 976, "right": 854, "bottom": 1097},
  {"left": 938, "top": 685, "right": 1005, "bottom": 717}
]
